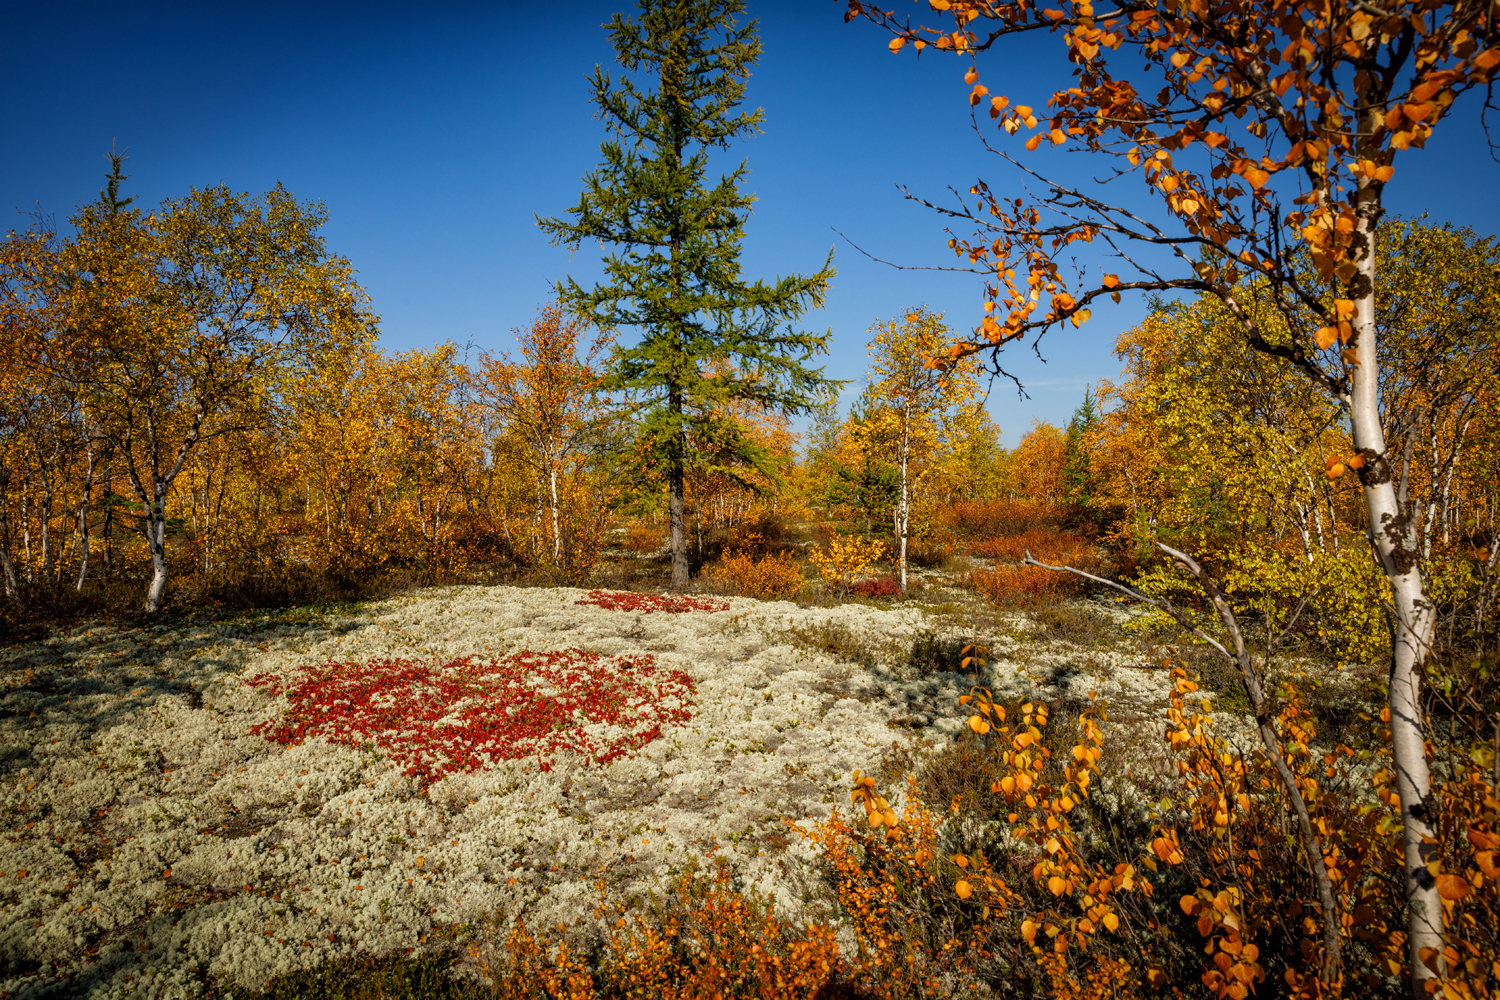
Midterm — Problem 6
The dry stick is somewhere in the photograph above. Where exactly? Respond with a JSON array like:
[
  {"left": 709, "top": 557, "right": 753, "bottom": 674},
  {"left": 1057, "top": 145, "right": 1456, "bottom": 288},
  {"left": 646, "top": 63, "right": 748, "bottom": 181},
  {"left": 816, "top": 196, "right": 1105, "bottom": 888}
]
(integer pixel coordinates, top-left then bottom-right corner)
[{"left": 1023, "top": 543, "right": 1343, "bottom": 987}]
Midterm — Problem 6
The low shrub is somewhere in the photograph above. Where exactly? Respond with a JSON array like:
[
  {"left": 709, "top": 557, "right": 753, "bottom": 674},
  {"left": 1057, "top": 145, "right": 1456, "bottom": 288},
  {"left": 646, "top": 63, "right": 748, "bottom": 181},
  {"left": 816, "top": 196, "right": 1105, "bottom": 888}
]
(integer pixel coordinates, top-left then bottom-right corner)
[
  {"left": 246, "top": 649, "right": 696, "bottom": 783},
  {"left": 809, "top": 534, "right": 886, "bottom": 596},
  {"left": 619, "top": 519, "right": 664, "bottom": 553},
  {"left": 725, "top": 511, "right": 791, "bottom": 554},
  {"left": 707, "top": 549, "right": 805, "bottom": 600},
  {"left": 943, "top": 500, "right": 1062, "bottom": 542},
  {"left": 850, "top": 576, "right": 901, "bottom": 598},
  {"left": 903, "top": 537, "right": 953, "bottom": 570},
  {"left": 971, "top": 527, "right": 1097, "bottom": 566},
  {"left": 787, "top": 620, "right": 907, "bottom": 669},
  {"left": 906, "top": 631, "right": 988, "bottom": 678},
  {"left": 474, "top": 866, "right": 850, "bottom": 1000},
  {"left": 849, "top": 576, "right": 923, "bottom": 598},
  {"left": 967, "top": 564, "right": 1079, "bottom": 609}
]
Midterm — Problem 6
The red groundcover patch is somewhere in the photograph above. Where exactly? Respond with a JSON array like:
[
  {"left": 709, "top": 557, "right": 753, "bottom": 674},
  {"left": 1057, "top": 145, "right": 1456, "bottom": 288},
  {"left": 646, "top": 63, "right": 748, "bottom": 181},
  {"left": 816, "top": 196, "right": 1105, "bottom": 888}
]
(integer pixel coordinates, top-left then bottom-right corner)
[
  {"left": 575, "top": 590, "right": 729, "bottom": 614},
  {"left": 247, "top": 649, "right": 695, "bottom": 785}
]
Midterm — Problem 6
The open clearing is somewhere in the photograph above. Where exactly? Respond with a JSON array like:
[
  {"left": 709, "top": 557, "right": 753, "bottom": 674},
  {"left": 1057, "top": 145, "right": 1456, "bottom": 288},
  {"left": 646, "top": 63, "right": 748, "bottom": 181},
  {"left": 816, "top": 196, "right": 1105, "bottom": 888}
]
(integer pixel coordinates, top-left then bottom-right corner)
[{"left": 0, "top": 584, "right": 1189, "bottom": 999}]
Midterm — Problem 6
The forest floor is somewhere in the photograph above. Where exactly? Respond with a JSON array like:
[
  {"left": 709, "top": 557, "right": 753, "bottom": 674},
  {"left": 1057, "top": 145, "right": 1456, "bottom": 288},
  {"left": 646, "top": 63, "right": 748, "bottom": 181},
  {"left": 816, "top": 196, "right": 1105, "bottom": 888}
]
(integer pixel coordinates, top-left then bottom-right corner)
[{"left": 0, "top": 569, "right": 1368, "bottom": 999}]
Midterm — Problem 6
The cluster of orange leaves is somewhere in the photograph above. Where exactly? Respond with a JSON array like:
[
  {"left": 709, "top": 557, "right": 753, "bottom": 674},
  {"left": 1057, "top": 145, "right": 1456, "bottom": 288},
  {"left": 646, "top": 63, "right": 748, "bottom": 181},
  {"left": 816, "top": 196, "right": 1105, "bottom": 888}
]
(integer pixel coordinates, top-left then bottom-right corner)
[
  {"left": 1153, "top": 666, "right": 1500, "bottom": 998},
  {"left": 850, "top": 0, "right": 1500, "bottom": 367},
  {"left": 475, "top": 866, "right": 841, "bottom": 1000}
]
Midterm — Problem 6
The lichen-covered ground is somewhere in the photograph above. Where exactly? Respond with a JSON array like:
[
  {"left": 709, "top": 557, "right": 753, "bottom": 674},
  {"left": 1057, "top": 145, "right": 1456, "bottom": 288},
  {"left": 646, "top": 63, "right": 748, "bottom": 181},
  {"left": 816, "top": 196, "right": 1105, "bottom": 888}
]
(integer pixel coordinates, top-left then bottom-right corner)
[{"left": 0, "top": 584, "right": 1185, "bottom": 999}]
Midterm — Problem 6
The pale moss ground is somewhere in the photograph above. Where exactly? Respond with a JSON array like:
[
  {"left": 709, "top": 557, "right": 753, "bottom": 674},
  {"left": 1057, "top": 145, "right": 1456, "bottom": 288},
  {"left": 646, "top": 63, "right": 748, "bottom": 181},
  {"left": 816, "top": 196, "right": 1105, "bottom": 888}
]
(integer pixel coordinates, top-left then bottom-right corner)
[{"left": 0, "top": 582, "right": 1211, "bottom": 999}]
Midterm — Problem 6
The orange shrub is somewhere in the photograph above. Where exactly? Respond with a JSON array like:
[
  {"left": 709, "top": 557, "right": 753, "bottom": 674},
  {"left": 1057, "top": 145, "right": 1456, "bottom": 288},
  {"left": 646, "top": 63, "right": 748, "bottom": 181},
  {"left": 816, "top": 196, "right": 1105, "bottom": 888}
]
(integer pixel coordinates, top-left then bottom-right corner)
[
  {"left": 971, "top": 527, "right": 1097, "bottom": 567},
  {"left": 968, "top": 564, "right": 1081, "bottom": 608},
  {"left": 967, "top": 530, "right": 1099, "bottom": 609},
  {"left": 620, "top": 519, "right": 663, "bottom": 553},
  {"left": 707, "top": 548, "right": 804, "bottom": 600},
  {"left": 475, "top": 867, "right": 843, "bottom": 1000},
  {"left": 943, "top": 500, "right": 1062, "bottom": 542}
]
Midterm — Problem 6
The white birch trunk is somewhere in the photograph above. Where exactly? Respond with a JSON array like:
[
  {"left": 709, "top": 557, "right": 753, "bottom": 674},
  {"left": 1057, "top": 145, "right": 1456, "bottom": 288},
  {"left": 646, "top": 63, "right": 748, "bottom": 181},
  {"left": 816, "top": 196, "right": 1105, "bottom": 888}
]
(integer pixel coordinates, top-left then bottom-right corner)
[
  {"left": 1350, "top": 199, "right": 1443, "bottom": 991},
  {"left": 898, "top": 404, "right": 910, "bottom": 593}
]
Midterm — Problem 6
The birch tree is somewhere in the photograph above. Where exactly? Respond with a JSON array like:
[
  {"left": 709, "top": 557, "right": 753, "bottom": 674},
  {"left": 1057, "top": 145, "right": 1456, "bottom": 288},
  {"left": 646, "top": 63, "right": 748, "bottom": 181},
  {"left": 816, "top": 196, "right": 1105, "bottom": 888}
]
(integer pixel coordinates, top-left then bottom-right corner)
[
  {"left": 60, "top": 179, "right": 373, "bottom": 611},
  {"left": 850, "top": 0, "right": 1499, "bottom": 988},
  {"left": 475, "top": 305, "right": 613, "bottom": 570},
  {"left": 863, "top": 307, "right": 979, "bottom": 591}
]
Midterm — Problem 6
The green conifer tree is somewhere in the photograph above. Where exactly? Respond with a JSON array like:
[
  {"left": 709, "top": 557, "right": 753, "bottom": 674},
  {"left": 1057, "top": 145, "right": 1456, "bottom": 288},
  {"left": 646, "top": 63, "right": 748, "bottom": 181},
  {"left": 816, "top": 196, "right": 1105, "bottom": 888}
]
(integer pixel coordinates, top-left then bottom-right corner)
[
  {"left": 538, "top": 0, "right": 836, "bottom": 587},
  {"left": 1061, "top": 388, "right": 1099, "bottom": 529}
]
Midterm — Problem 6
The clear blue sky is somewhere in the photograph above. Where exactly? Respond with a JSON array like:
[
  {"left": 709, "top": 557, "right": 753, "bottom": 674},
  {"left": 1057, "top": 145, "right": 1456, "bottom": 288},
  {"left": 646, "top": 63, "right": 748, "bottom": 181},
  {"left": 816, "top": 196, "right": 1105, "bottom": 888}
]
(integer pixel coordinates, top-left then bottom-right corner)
[{"left": 4, "top": 1, "right": 1497, "bottom": 446}]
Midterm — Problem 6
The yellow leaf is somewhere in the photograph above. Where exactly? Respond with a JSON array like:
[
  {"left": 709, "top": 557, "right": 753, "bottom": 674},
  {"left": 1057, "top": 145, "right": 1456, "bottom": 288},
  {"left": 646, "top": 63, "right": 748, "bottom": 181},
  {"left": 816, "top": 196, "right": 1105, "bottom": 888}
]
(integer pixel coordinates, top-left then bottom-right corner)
[
  {"left": 1103, "top": 913, "right": 1120, "bottom": 932},
  {"left": 1048, "top": 875, "right": 1068, "bottom": 896},
  {"left": 1315, "top": 325, "right": 1339, "bottom": 350},
  {"left": 956, "top": 879, "right": 974, "bottom": 899},
  {"left": 889, "top": 36, "right": 906, "bottom": 53},
  {"left": 1022, "top": 919, "right": 1038, "bottom": 944},
  {"left": 965, "top": 67, "right": 979, "bottom": 84}
]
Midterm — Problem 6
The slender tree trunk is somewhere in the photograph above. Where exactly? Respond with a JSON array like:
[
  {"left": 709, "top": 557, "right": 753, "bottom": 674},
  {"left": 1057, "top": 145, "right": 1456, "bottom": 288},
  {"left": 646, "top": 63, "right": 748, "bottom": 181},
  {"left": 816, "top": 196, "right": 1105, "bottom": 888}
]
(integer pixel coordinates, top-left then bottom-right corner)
[
  {"left": 124, "top": 409, "right": 207, "bottom": 613},
  {"left": 101, "top": 470, "right": 114, "bottom": 572},
  {"left": 76, "top": 440, "right": 97, "bottom": 592},
  {"left": 39, "top": 470, "right": 55, "bottom": 589},
  {"left": 144, "top": 476, "right": 170, "bottom": 612},
  {"left": 549, "top": 464, "right": 562, "bottom": 565},
  {"left": 21, "top": 492, "right": 31, "bottom": 584},
  {"left": 1351, "top": 190, "right": 1442, "bottom": 993},
  {"left": 898, "top": 405, "right": 911, "bottom": 592},
  {"left": 0, "top": 467, "right": 18, "bottom": 599}
]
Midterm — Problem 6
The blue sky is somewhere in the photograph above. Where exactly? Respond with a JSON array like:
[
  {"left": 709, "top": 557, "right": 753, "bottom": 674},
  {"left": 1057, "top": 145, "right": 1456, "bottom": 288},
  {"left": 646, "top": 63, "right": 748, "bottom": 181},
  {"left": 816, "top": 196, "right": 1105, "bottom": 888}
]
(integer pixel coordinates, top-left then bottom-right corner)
[{"left": 4, "top": 1, "right": 1498, "bottom": 446}]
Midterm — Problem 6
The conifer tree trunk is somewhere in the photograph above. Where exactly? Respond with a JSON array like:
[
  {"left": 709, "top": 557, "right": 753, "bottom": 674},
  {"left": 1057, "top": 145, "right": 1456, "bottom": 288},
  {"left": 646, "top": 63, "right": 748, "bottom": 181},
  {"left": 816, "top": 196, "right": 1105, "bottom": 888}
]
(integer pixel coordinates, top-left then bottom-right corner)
[{"left": 669, "top": 422, "right": 689, "bottom": 588}]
